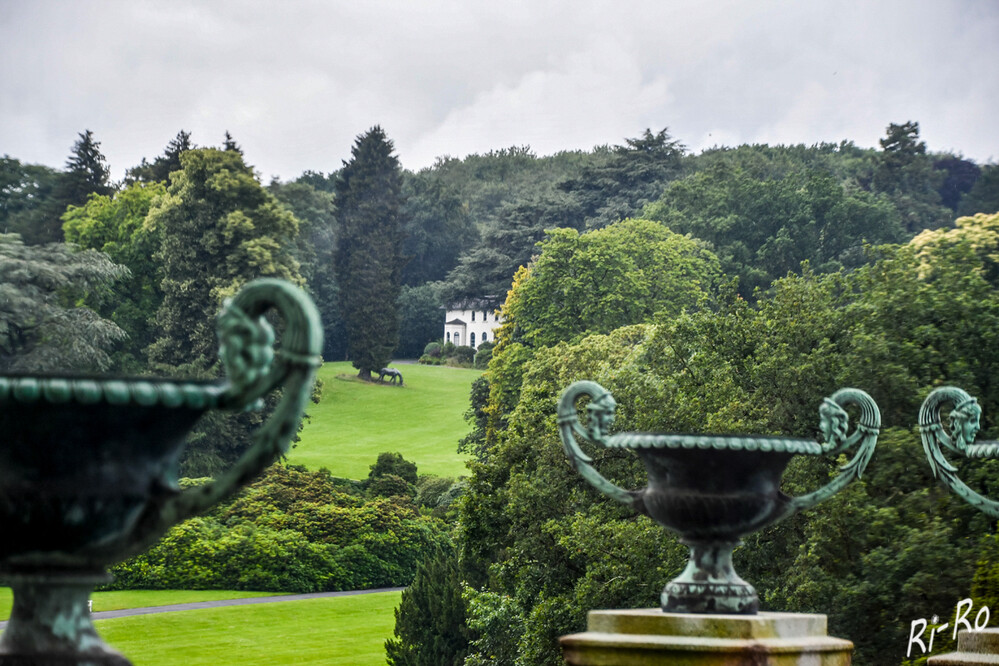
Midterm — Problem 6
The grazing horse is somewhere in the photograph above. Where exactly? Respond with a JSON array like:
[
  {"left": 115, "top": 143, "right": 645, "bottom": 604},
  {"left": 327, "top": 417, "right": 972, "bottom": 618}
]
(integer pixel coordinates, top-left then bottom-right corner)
[{"left": 379, "top": 367, "right": 403, "bottom": 385}]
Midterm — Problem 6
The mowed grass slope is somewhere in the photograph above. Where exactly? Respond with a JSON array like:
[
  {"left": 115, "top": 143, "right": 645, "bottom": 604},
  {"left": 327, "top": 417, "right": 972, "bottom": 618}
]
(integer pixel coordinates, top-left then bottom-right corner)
[
  {"left": 287, "top": 361, "right": 479, "bottom": 479},
  {"left": 0, "top": 589, "right": 278, "bottom": 622},
  {"left": 98, "top": 590, "right": 400, "bottom": 665}
]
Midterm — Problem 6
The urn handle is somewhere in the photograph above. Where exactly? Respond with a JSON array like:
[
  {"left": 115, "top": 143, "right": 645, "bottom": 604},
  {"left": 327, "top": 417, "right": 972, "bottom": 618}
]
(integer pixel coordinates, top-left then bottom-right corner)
[
  {"left": 781, "top": 388, "right": 882, "bottom": 516},
  {"left": 557, "top": 381, "right": 643, "bottom": 511},
  {"left": 158, "top": 278, "right": 323, "bottom": 527},
  {"left": 919, "top": 386, "right": 999, "bottom": 517}
]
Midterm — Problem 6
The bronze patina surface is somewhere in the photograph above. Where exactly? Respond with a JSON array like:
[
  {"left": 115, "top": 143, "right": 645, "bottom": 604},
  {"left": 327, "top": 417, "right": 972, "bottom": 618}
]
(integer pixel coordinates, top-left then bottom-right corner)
[
  {"left": 558, "top": 380, "right": 880, "bottom": 615},
  {"left": 0, "top": 278, "right": 322, "bottom": 665}
]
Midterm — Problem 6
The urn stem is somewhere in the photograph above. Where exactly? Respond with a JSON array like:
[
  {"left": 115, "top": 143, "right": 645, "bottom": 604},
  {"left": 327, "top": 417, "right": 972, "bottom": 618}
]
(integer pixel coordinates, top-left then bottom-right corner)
[
  {"left": 0, "top": 572, "right": 130, "bottom": 665},
  {"left": 662, "top": 541, "right": 758, "bottom": 615}
]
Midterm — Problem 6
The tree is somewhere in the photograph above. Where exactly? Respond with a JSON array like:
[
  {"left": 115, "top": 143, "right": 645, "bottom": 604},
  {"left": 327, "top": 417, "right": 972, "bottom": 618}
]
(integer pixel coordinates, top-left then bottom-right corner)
[
  {"left": 61, "top": 181, "right": 167, "bottom": 370},
  {"left": 644, "top": 164, "right": 903, "bottom": 296},
  {"left": 125, "top": 130, "right": 194, "bottom": 185},
  {"left": 934, "top": 155, "right": 981, "bottom": 211},
  {"left": 498, "top": 218, "right": 722, "bottom": 349},
  {"left": 145, "top": 149, "right": 302, "bottom": 476},
  {"left": 400, "top": 171, "right": 478, "bottom": 286},
  {"left": 0, "top": 234, "right": 126, "bottom": 372},
  {"left": 269, "top": 176, "right": 346, "bottom": 360},
  {"left": 396, "top": 282, "right": 446, "bottom": 359},
  {"left": 147, "top": 148, "right": 302, "bottom": 369},
  {"left": 869, "top": 121, "right": 951, "bottom": 232},
  {"left": 0, "top": 157, "right": 63, "bottom": 244},
  {"left": 959, "top": 164, "right": 999, "bottom": 217},
  {"left": 558, "top": 128, "right": 686, "bottom": 229},
  {"left": 333, "top": 127, "right": 406, "bottom": 380},
  {"left": 386, "top": 542, "right": 469, "bottom": 666}
]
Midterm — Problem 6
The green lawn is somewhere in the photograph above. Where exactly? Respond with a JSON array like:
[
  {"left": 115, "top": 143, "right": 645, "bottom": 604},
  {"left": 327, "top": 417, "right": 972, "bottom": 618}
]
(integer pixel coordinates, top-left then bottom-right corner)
[
  {"left": 0, "top": 588, "right": 278, "bottom": 621},
  {"left": 288, "top": 361, "right": 479, "bottom": 479},
  {"left": 98, "top": 590, "right": 401, "bottom": 665}
]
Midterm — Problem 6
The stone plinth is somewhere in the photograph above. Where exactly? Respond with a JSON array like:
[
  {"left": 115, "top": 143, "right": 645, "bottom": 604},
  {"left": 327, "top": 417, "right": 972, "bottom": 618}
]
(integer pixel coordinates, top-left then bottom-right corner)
[
  {"left": 928, "top": 629, "right": 999, "bottom": 664},
  {"left": 560, "top": 609, "right": 852, "bottom": 665}
]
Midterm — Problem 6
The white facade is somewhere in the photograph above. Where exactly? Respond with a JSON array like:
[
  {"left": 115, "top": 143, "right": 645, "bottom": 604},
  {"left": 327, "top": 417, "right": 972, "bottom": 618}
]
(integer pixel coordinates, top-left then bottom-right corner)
[{"left": 444, "top": 300, "right": 502, "bottom": 348}]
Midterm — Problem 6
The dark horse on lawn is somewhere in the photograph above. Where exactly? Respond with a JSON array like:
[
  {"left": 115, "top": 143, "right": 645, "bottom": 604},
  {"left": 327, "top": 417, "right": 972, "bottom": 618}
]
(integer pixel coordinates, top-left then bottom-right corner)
[{"left": 379, "top": 367, "right": 403, "bottom": 385}]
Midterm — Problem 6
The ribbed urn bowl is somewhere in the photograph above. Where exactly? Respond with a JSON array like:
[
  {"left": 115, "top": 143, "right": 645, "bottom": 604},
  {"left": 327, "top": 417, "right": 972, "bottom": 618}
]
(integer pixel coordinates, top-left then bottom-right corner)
[
  {"left": 622, "top": 435, "right": 823, "bottom": 542},
  {"left": 0, "top": 279, "right": 322, "bottom": 666},
  {"left": 0, "top": 376, "right": 226, "bottom": 570},
  {"left": 558, "top": 381, "right": 880, "bottom": 615}
]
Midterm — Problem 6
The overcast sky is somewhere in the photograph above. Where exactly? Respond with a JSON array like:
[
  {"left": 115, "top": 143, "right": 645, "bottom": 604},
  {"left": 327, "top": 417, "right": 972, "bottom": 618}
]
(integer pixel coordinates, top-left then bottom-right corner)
[{"left": 2, "top": 0, "right": 997, "bottom": 182}]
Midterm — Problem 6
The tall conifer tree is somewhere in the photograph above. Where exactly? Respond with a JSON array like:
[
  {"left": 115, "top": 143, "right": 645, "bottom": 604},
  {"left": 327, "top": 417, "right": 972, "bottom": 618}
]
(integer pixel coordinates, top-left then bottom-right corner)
[{"left": 333, "top": 126, "right": 405, "bottom": 379}]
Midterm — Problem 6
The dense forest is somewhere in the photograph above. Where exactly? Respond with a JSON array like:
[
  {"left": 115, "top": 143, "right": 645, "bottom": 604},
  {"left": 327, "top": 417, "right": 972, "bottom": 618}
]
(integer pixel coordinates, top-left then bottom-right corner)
[{"left": 3, "top": 121, "right": 999, "bottom": 664}]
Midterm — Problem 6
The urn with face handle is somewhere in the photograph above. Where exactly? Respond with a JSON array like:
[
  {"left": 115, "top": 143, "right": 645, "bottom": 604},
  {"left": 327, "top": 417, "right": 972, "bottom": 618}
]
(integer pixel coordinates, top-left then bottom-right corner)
[
  {"left": 557, "top": 381, "right": 880, "bottom": 614},
  {"left": 0, "top": 278, "right": 322, "bottom": 665},
  {"left": 920, "top": 386, "right": 999, "bottom": 517}
]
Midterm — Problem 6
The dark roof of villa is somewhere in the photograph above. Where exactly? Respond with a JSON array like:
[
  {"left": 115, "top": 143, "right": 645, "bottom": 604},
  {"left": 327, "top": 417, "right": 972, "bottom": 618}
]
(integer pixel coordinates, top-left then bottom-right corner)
[
  {"left": 445, "top": 296, "right": 501, "bottom": 311},
  {"left": 445, "top": 318, "right": 467, "bottom": 326}
]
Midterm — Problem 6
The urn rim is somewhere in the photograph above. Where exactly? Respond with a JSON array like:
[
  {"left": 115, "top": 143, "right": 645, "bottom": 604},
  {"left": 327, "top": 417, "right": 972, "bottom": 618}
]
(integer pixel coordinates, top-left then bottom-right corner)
[
  {"left": 0, "top": 374, "right": 227, "bottom": 410},
  {"left": 605, "top": 431, "right": 823, "bottom": 455}
]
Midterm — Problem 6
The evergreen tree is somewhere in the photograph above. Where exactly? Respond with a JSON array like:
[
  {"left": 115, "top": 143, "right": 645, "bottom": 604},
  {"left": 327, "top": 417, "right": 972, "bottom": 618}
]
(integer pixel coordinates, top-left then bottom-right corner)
[
  {"left": 125, "top": 130, "right": 194, "bottom": 184},
  {"left": 386, "top": 542, "right": 469, "bottom": 666},
  {"left": 148, "top": 148, "right": 302, "bottom": 368},
  {"left": 0, "top": 234, "right": 126, "bottom": 372},
  {"left": 333, "top": 126, "right": 405, "bottom": 380},
  {"left": 223, "top": 130, "right": 243, "bottom": 155},
  {"left": 146, "top": 148, "right": 302, "bottom": 476},
  {"left": 27, "top": 130, "right": 115, "bottom": 244},
  {"left": 62, "top": 129, "right": 113, "bottom": 203},
  {"left": 959, "top": 164, "right": 999, "bottom": 216},
  {"left": 869, "top": 121, "right": 950, "bottom": 232}
]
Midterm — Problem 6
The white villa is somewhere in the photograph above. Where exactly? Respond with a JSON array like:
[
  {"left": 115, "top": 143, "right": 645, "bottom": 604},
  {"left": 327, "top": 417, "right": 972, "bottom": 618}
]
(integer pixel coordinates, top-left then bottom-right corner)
[{"left": 444, "top": 299, "right": 502, "bottom": 348}]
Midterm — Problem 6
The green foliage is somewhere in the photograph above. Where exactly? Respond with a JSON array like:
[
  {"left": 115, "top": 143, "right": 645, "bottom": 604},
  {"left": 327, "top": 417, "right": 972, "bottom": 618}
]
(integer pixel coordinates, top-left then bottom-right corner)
[
  {"left": 397, "top": 282, "right": 446, "bottom": 359},
  {"left": 959, "top": 164, "right": 999, "bottom": 217},
  {"left": 644, "top": 164, "right": 903, "bottom": 296},
  {"left": 269, "top": 175, "right": 346, "bottom": 361},
  {"left": 145, "top": 148, "right": 303, "bottom": 474},
  {"left": 401, "top": 171, "right": 478, "bottom": 286},
  {"left": 869, "top": 121, "right": 952, "bottom": 232},
  {"left": 61, "top": 181, "right": 166, "bottom": 370},
  {"left": 125, "top": 130, "right": 194, "bottom": 185},
  {"left": 386, "top": 542, "right": 469, "bottom": 666},
  {"left": 147, "top": 148, "right": 302, "bottom": 368},
  {"left": 334, "top": 127, "right": 406, "bottom": 378},
  {"left": 500, "top": 218, "right": 721, "bottom": 349},
  {"left": 109, "top": 465, "right": 446, "bottom": 593},
  {"left": 0, "top": 156, "right": 63, "bottom": 244},
  {"left": 369, "top": 452, "right": 419, "bottom": 486},
  {"left": 473, "top": 341, "right": 494, "bottom": 369},
  {"left": 457, "top": 215, "right": 999, "bottom": 663},
  {"left": 0, "top": 234, "right": 127, "bottom": 372},
  {"left": 557, "top": 127, "right": 686, "bottom": 229}
]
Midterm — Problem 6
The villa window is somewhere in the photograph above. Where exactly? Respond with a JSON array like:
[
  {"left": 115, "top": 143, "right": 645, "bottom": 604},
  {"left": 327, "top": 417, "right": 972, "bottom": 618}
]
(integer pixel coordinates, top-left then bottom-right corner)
[
  {"left": 471, "top": 311, "right": 476, "bottom": 322},
  {"left": 470, "top": 332, "right": 476, "bottom": 347}
]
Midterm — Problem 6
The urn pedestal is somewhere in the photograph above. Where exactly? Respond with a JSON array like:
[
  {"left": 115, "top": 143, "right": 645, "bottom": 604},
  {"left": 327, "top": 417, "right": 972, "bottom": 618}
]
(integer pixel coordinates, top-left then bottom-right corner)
[
  {"left": 928, "top": 630, "right": 999, "bottom": 665},
  {"left": 555, "top": 381, "right": 878, "bottom": 665},
  {"left": 560, "top": 609, "right": 853, "bottom": 666}
]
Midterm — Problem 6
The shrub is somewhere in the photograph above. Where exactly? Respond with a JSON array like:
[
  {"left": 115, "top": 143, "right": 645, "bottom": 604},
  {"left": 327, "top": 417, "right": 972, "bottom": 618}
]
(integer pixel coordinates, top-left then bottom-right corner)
[
  {"left": 473, "top": 341, "right": 494, "bottom": 369},
  {"left": 423, "top": 341, "right": 443, "bottom": 358},
  {"left": 452, "top": 345, "right": 475, "bottom": 365}
]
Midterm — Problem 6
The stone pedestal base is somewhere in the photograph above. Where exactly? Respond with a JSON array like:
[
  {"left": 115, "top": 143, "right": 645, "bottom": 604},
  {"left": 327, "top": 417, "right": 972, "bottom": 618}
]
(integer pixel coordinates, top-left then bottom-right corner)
[
  {"left": 928, "top": 629, "right": 999, "bottom": 664},
  {"left": 560, "top": 609, "right": 852, "bottom": 665}
]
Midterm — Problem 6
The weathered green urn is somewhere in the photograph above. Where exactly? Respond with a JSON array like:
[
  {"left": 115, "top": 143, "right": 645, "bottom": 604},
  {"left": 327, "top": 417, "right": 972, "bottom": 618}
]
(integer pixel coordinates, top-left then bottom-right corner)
[
  {"left": 0, "top": 278, "right": 322, "bottom": 665},
  {"left": 921, "top": 387, "right": 999, "bottom": 665},
  {"left": 558, "top": 381, "right": 880, "bottom": 615}
]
